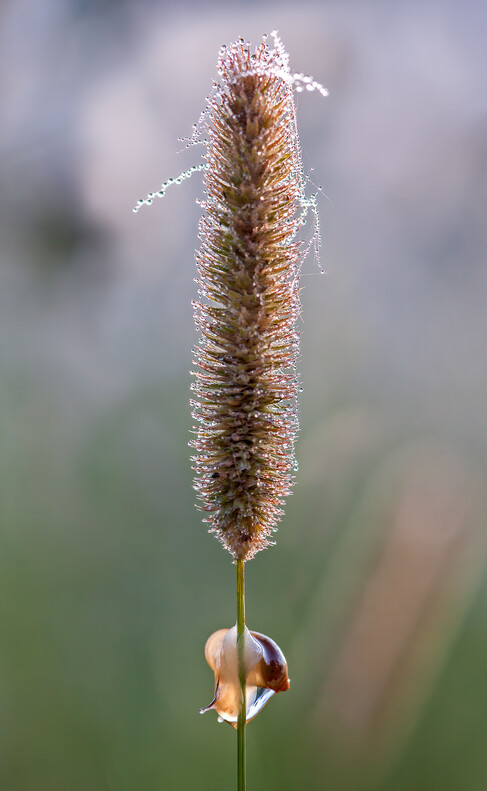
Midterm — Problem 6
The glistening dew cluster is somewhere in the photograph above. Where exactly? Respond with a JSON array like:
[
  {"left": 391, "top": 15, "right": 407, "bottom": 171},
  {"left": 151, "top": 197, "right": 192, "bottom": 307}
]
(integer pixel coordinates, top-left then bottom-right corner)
[{"left": 190, "top": 32, "right": 326, "bottom": 562}]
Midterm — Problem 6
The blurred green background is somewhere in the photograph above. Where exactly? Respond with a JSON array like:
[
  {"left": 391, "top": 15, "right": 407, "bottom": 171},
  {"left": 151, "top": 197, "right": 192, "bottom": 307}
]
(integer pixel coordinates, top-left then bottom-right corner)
[{"left": 1, "top": 1, "right": 486, "bottom": 789}]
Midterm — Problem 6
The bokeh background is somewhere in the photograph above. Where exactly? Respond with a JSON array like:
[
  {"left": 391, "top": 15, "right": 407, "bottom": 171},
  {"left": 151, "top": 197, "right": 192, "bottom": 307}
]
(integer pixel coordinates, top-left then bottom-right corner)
[{"left": 1, "top": 1, "right": 486, "bottom": 789}]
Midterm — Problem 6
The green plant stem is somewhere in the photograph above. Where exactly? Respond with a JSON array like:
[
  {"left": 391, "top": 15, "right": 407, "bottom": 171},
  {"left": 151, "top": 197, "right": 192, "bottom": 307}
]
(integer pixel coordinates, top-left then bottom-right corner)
[{"left": 236, "top": 559, "right": 246, "bottom": 791}]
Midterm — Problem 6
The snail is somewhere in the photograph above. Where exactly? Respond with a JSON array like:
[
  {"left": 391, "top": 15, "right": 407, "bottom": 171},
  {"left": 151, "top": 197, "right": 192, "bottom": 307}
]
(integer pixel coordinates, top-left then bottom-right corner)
[{"left": 200, "top": 626, "right": 290, "bottom": 727}]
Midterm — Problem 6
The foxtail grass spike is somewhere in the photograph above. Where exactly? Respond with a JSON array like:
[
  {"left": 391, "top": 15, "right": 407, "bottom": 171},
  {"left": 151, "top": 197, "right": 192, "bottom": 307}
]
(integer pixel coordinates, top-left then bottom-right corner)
[{"left": 190, "top": 32, "right": 325, "bottom": 561}]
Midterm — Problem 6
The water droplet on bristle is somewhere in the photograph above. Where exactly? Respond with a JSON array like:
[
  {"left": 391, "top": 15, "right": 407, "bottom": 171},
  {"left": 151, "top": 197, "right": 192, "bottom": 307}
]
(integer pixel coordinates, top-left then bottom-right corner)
[{"left": 133, "top": 162, "right": 209, "bottom": 212}]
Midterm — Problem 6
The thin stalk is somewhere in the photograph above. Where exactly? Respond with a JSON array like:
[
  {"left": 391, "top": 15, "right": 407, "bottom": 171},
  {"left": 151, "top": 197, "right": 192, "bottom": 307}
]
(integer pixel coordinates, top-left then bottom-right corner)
[{"left": 236, "top": 559, "right": 246, "bottom": 791}]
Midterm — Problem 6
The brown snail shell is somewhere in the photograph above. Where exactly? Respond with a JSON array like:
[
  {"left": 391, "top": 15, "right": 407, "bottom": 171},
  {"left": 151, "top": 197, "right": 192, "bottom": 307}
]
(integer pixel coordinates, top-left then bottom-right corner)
[{"left": 199, "top": 626, "right": 290, "bottom": 727}]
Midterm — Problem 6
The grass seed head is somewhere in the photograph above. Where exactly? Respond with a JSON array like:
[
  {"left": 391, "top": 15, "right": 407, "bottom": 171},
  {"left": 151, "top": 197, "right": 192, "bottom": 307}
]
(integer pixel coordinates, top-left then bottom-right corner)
[{"left": 191, "top": 33, "right": 323, "bottom": 561}]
